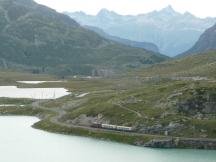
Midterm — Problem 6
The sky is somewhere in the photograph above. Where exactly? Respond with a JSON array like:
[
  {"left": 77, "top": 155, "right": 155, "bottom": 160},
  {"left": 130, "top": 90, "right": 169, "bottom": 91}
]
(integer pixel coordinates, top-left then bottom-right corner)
[{"left": 34, "top": 0, "right": 216, "bottom": 18}]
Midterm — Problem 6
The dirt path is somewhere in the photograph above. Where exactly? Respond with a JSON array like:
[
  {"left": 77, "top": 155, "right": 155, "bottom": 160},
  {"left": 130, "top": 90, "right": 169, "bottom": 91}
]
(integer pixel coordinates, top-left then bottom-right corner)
[
  {"left": 31, "top": 100, "right": 216, "bottom": 142},
  {"left": 113, "top": 102, "right": 142, "bottom": 117}
]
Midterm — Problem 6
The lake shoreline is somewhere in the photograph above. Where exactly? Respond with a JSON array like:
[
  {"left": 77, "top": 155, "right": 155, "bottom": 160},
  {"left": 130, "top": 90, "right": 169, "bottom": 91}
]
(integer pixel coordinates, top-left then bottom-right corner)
[
  {"left": 1, "top": 104, "right": 216, "bottom": 150},
  {"left": 32, "top": 114, "right": 216, "bottom": 150},
  {"left": 0, "top": 80, "right": 215, "bottom": 150}
]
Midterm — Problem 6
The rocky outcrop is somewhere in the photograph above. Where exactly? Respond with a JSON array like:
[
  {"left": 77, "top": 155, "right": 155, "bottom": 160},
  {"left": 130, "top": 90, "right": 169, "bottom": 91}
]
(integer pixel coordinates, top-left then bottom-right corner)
[
  {"left": 143, "top": 138, "right": 216, "bottom": 149},
  {"left": 176, "top": 88, "right": 216, "bottom": 114},
  {"left": 144, "top": 138, "right": 177, "bottom": 148},
  {"left": 139, "top": 122, "right": 182, "bottom": 135},
  {"left": 179, "top": 138, "right": 216, "bottom": 149}
]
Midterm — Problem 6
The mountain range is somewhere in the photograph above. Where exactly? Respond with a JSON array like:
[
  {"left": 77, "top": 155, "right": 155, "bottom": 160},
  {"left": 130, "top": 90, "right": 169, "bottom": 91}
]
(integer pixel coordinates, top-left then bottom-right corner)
[
  {"left": 0, "top": 0, "right": 167, "bottom": 76},
  {"left": 65, "top": 6, "right": 216, "bottom": 56},
  {"left": 84, "top": 25, "right": 159, "bottom": 53}
]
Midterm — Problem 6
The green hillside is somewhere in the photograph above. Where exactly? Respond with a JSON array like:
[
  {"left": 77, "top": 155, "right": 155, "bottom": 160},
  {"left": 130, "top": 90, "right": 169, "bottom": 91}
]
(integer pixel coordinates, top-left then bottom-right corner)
[
  {"left": 132, "top": 50, "right": 216, "bottom": 79},
  {"left": 0, "top": 0, "right": 167, "bottom": 76},
  {"left": 52, "top": 51, "right": 216, "bottom": 140}
]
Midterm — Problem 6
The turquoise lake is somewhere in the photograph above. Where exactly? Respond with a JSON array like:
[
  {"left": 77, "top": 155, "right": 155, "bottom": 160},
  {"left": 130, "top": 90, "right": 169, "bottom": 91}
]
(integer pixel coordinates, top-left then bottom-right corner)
[{"left": 0, "top": 116, "right": 216, "bottom": 162}]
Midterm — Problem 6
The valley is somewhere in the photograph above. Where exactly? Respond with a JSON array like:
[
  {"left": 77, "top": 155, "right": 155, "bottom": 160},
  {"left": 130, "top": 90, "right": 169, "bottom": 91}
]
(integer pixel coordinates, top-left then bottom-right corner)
[
  {"left": 0, "top": 0, "right": 216, "bottom": 156},
  {"left": 0, "top": 49, "right": 216, "bottom": 149}
]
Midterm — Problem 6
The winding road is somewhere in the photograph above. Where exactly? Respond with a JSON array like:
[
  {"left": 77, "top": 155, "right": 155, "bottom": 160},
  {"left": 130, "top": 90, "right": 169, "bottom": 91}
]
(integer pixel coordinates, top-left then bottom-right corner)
[{"left": 31, "top": 99, "right": 216, "bottom": 144}]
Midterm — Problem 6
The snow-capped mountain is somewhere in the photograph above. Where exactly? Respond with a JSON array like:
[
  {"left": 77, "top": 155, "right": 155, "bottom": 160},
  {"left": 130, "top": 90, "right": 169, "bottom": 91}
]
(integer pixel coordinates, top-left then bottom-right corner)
[{"left": 65, "top": 6, "right": 216, "bottom": 56}]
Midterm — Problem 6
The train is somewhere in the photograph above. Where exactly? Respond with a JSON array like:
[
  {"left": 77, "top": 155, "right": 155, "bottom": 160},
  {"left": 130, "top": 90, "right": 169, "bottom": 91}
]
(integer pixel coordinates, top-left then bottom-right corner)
[{"left": 91, "top": 122, "right": 133, "bottom": 132}]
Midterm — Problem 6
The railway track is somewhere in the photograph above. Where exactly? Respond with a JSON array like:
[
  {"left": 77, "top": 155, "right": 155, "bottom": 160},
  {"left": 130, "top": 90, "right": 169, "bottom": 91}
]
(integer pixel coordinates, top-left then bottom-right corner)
[{"left": 32, "top": 100, "right": 216, "bottom": 143}]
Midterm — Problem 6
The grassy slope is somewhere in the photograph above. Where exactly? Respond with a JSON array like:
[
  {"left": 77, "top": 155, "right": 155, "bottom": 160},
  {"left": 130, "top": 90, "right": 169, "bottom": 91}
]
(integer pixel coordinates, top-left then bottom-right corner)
[
  {"left": 0, "top": 50, "right": 215, "bottom": 146},
  {"left": 131, "top": 50, "right": 216, "bottom": 78}
]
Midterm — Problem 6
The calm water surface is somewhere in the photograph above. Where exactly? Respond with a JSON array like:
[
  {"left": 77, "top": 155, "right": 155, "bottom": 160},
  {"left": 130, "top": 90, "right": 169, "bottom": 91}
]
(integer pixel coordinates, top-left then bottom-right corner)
[
  {"left": 0, "top": 86, "right": 70, "bottom": 99},
  {"left": 0, "top": 116, "right": 216, "bottom": 162}
]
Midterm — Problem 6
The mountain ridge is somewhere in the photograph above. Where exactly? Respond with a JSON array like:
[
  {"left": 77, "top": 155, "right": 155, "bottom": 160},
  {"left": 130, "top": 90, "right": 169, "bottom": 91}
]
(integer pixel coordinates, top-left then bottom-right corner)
[
  {"left": 0, "top": 0, "right": 168, "bottom": 76},
  {"left": 180, "top": 23, "right": 216, "bottom": 57},
  {"left": 65, "top": 6, "right": 216, "bottom": 56},
  {"left": 84, "top": 25, "right": 159, "bottom": 53}
]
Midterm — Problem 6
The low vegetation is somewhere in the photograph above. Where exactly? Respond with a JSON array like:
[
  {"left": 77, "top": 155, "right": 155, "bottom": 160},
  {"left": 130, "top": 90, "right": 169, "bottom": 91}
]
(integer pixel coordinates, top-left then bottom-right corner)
[{"left": 0, "top": 50, "right": 215, "bottom": 147}]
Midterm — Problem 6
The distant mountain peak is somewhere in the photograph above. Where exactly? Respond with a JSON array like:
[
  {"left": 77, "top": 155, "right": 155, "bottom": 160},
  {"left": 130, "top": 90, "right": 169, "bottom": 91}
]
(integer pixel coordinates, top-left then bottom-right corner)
[
  {"left": 66, "top": 7, "right": 216, "bottom": 56},
  {"left": 97, "top": 8, "right": 110, "bottom": 15},
  {"left": 97, "top": 8, "right": 117, "bottom": 17},
  {"left": 161, "top": 5, "right": 175, "bottom": 13},
  {"left": 183, "top": 11, "right": 195, "bottom": 18},
  {"left": 150, "top": 5, "right": 180, "bottom": 17}
]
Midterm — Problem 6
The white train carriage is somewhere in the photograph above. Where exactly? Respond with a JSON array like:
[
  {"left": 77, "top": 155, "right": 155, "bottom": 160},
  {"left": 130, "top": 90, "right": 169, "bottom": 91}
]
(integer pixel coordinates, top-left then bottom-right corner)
[
  {"left": 116, "top": 125, "right": 133, "bottom": 131},
  {"left": 101, "top": 124, "right": 133, "bottom": 132},
  {"left": 101, "top": 124, "right": 117, "bottom": 129}
]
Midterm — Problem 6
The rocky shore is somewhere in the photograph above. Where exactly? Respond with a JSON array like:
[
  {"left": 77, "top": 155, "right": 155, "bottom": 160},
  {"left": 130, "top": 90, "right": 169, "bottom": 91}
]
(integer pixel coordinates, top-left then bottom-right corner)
[{"left": 142, "top": 138, "right": 216, "bottom": 149}]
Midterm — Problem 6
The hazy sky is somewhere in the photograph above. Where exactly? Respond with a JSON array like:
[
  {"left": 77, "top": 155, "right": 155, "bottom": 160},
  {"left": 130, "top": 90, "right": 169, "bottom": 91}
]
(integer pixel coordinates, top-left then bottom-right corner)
[{"left": 34, "top": 0, "right": 216, "bottom": 18}]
